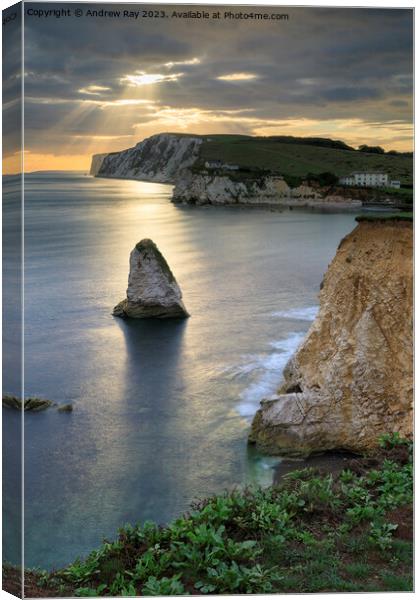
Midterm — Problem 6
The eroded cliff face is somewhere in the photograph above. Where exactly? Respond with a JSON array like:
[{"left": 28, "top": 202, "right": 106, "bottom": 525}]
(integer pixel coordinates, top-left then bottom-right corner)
[
  {"left": 172, "top": 171, "right": 362, "bottom": 207},
  {"left": 172, "top": 171, "right": 290, "bottom": 205},
  {"left": 249, "top": 220, "right": 413, "bottom": 456},
  {"left": 92, "top": 133, "right": 202, "bottom": 183}
]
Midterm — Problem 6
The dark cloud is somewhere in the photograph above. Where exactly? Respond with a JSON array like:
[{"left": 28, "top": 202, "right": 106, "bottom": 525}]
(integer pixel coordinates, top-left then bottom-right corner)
[
  {"left": 18, "top": 3, "right": 413, "bottom": 157},
  {"left": 389, "top": 100, "right": 410, "bottom": 108},
  {"left": 3, "top": 5, "right": 22, "bottom": 156},
  {"left": 321, "top": 87, "right": 382, "bottom": 103}
]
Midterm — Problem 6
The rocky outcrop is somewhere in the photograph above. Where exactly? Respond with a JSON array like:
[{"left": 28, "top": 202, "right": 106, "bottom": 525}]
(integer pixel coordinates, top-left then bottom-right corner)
[
  {"left": 172, "top": 171, "right": 290, "bottom": 205},
  {"left": 91, "top": 133, "right": 362, "bottom": 207},
  {"left": 3, "top": 395, "right": 59, "bottom": 412},
  {"left": 172, "top": 170, "right": 362, "bottom": 208},
  {"left": 3, "top": 395, "right": 55, "bottom": 411},
  {"left": 57, "top": 403, "right": 74, "bottom": 413},
  {"left": 113, "top": 239, "right": 189, "bottom": 319},
  {"left": 249, "top": 219, "right": 413, "bottom": 456},
  {"left": 90, "top": 132, "right": 407, "bottom": 208},
  {"left": 91, "top": 133, "right": 202, "bottom": 183}
]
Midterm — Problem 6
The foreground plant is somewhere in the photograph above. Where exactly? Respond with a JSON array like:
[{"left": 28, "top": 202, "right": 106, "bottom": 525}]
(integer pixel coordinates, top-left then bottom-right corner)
[{"left": 10, "top": 434, "right": 413, "bottom": 596}]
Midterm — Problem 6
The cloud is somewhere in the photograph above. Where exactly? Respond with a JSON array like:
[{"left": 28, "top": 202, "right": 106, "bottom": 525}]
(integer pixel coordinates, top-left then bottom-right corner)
[
  {"left": 164, "top": 57, "right": 201, "bottom": 68},
  {"left": 321, "top": 86, "right": 382, "bottom": 102},
  {"left": 17, "top": 3, "right": 413, "bottom": 171},
  {"left": 78, "top": 85, "right": 112, "bottom": 95},
  {"left": 217, "top": 73, "right": 259, "bottom": 81}
]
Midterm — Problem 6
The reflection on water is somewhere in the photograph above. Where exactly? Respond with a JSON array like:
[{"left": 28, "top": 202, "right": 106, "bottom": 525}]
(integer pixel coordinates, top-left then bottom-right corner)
[{"left": 2, "top": 172, "right": 358, "bottom": 569}]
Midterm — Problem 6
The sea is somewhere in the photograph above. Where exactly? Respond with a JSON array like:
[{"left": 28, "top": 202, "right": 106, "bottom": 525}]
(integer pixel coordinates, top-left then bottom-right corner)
[{"left": 2, "top": 171, "right": 359, "bottom": 569}]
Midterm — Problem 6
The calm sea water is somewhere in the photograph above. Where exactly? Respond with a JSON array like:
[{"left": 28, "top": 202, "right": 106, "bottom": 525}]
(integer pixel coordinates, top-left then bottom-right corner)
[{"left": 3, "top": 172, "right": 358, "bottom": 569}]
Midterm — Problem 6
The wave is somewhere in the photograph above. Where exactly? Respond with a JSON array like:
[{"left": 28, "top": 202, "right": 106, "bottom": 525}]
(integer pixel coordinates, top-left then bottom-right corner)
[
  {"left": 226, "top": 306, "right": 318, "bottom": 420},
  {"left": 270, "top": 305, "right": 319, "bottom": 321},
  {"left": 233, "top": 331, "right": 305, "bottom": 419}
]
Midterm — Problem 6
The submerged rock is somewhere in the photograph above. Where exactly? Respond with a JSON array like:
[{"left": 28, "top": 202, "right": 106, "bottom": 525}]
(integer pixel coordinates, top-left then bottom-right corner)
[
  {"left": 3, "top": 395, "right": 56, "bottom": 412},
  {"left": 58, "top": 403, "right": 74, "bottom": 412},
  {"left": 3, "top": 395, "right": 75, "bottom": 413},
  {"left": 249, "top": 219, "right": 413, "bottom": 456},
  {"left": 113, "top": 239, "right": 189, "bottom": 319}
]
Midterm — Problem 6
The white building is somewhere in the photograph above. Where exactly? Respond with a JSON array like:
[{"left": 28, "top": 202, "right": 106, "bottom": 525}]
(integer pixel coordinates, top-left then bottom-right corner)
[
  {"left": 205, "top": 160, "right": 239, "bottom": 171},
  {"left": 390, "top": 180, "right": 401, "bottom": 189},
  {"left": 339, "top": 175, "right": 356, "bottom": 186},
  {"left": 205, "top": 160, "right": 223, "bottom": 169},
  {"left": 339, "top": 172, "right": 389, "bottom": 188}
]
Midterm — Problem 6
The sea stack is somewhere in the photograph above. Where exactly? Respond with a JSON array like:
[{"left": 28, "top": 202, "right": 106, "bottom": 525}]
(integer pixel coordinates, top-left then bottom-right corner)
[
  {"left": 113, "top": 239, "right": 189, "bottom": 319},
  {"left": 249, "top": 217, "right": 413, "bottom": 456}
]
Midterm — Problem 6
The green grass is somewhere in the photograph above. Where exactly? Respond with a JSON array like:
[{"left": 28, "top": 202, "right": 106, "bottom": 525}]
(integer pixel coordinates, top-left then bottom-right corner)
[
  {"left": 197, "top": 137, "right": 413, "bottom": 184},
  {"left": 356, "top": 212, "right": 413, "bottom": 222},
  {"left": 381, "top": 186, "right": 413, "bottom": 205},
  {"left": 344, "top": 562, "right": 372, "bottom": 579},
  {"left": 382, "top": 186, "right": 413, "bottom": 196},
  {"left": 24, "top": 434, "right": 412, "bottom": 597}
]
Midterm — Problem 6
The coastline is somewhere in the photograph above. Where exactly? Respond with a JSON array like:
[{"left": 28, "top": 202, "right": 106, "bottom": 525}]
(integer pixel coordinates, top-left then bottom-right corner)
[
  {"left": 3, "top": 436, "right": 412, "bottom": 596},
  {"left": 91, "top": 174, "right": 366, "bottom": 211},
  {"left": 4, "top": 171, "right": 412, "bottom": 584},
  {"left": 90, "top": 133, "right": 412, "bottom": 212}
]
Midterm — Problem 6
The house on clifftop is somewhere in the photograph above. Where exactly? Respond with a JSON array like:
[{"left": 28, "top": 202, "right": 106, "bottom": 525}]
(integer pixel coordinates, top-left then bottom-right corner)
[
  {"left": 339, "top": 171, "right": 399, "bottom": 188},
  {"left": 205, "top": 160, "right": 240, "bottom": 171},
  {"left": 205, "top": 159, "right": 223, "bottom": 169}
]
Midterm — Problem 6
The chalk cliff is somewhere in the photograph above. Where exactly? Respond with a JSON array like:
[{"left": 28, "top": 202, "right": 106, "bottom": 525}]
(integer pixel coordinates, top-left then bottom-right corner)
[
  {"left": 249, "top": 218, "right": 413, "bottom": 456},
  {"left": 91, "top": 133, "right": 202, "bottom": 183},
  {"left": 91, "top": 133, "right": 364, "bottom": 207},
  {"left": 172, "top": 170, "right": 362, "bottom": 207},
  {"left": 113, "top": 239, "right": 189, "bottom": 319}
]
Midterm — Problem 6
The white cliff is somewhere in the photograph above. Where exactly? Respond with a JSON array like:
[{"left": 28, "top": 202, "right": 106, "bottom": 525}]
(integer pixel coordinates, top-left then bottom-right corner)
[
  {"left": 91, "top": 133, "right": 202, "bottom": 183},
  {"left": 91, "top": 133, "right": 363, "bottom": 207},
  {"left": 113, "top": 239, "right": 189, "bottom": 319}
]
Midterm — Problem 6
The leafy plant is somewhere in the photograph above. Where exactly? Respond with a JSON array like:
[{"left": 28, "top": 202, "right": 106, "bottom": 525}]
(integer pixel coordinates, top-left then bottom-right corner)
[
  {"left": 75, "top": 584, "right": 107, "bottom": 597},
  {"left": 369, "top": 522, "right": 398, "bottom": 551},
  {"left": 379, "top": 432, "right": 406, "bottom": 449},
  {"left": 28, "top": 434, "right": 412, "bottom": 597},
  {"left": 142, "top": 575, "right": 186, "bottom": 596},
  {"left": 61, "top": 556, "right": 100, "bottom": 584}
]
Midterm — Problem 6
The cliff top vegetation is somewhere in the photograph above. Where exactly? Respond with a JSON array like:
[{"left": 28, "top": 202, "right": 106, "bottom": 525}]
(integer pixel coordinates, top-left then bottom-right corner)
[
  {"left": 355, "top": 212, "right": 413, "bottom": 222},
  {"left": 195, "top": 135, "right": 413, "bottom": 185}
]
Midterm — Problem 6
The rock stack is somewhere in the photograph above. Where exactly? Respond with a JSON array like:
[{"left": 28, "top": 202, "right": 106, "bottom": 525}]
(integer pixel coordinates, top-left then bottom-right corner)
[{"left": 113, "top": 239, "right": 189, "bottom": 319}]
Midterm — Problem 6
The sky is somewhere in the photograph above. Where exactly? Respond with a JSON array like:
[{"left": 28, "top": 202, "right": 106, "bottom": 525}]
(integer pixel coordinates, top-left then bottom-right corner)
[{"left": 3, "top": 2, "right": 414, "bottom": 173}]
